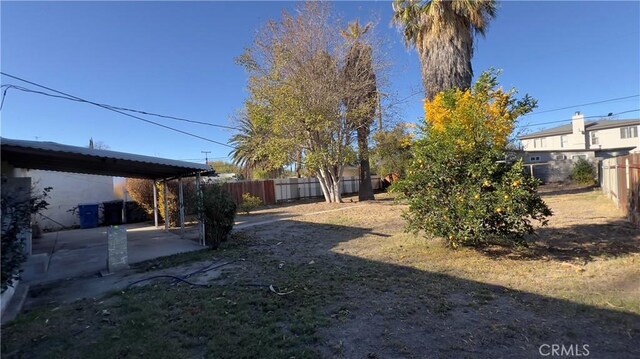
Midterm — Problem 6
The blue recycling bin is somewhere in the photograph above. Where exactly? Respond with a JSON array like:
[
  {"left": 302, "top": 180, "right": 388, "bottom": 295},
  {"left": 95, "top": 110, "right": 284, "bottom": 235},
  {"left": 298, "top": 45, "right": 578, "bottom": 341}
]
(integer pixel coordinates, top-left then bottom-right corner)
[{"left": 78, "top": 204, "right": 99, "bottom": 229}]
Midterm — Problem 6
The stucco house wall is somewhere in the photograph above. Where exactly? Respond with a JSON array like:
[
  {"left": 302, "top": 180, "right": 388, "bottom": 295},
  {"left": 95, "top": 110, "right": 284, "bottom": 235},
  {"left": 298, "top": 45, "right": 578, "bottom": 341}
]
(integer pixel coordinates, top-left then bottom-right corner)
[
  {"left": 29, "top": 170, "right": 116, "bottom": 230},
  {"left": 523, "top": 150, "right": 595, "bottom": 164},
  {"left": 587, "top": 126, "right": 639, "bottom": 150},
  {"left": 521, "top": 113, "right": 639, "bottom": 153}
]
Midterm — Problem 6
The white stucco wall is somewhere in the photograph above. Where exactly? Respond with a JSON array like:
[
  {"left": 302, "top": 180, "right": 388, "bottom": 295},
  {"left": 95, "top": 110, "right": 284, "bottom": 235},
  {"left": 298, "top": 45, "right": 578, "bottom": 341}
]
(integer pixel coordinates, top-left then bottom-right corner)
[
  {"left": 587, "top": 125, "right": 640, "bottom": 150},
  {"left": 522, "top": 125, "right": 639, "bottom": 152},
  {"left": 521, "top": 134, "right": 579, "bottom": 151},
  {"left": 28, "top": 170, "right": 116, "bottom": 230}
]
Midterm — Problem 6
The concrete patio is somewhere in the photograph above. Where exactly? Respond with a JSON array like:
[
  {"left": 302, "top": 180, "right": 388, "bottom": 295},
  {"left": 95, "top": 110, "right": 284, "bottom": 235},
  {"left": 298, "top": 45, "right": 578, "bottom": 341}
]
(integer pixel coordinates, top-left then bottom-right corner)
[{"left": 23, "top": 223, "right": 204, "bottom": 285}]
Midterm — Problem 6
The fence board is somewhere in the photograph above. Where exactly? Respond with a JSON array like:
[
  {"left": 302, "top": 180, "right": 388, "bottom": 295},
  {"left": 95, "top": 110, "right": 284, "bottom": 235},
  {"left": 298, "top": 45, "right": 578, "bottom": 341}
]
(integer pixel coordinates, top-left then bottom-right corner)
[
  {"left": 600, "top": 153, "right": 640, "bottom": 227},
  {"left": 225, "top": 176, "right": 382, "bottom": 204},
  {"left": 222, "top": 180, "right": 277, "bottom": 206}
]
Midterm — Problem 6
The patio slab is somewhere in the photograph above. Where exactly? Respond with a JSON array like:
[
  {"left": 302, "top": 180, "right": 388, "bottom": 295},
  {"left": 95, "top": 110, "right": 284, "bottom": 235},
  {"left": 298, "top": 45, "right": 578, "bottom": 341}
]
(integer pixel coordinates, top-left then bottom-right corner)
[{"left": 23, "top": 223, "right": 204, "bottom": 285}]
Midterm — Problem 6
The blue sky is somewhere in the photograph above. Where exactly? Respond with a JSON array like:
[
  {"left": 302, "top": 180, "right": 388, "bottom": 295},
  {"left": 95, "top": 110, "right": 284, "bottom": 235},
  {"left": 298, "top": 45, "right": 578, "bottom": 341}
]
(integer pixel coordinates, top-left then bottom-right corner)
[{"left": 2, "top": 1, "right": 639, "bottom": 164}]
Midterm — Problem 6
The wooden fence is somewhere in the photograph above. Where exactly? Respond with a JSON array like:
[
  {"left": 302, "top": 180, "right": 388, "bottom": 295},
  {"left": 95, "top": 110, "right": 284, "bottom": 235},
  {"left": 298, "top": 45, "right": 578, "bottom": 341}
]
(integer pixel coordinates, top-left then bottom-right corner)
[
  {"left": 601, "top": 153, "right": 640, "bottom": 227},
  {"left": 221, "top": 176, "right": 382, "bottom": 205},
  {"left": 222, "top": 180, "right": 276, "bottom": 205}
]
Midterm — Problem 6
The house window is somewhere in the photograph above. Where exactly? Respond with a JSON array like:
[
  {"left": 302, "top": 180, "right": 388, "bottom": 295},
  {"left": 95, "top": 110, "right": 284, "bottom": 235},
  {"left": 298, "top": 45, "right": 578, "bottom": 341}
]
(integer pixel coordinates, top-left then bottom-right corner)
[
  {"left": 572, "top": 154, "right": 587, "bottom": 161},
  {"left": 529, "top": 156, "right": 541, "bottom": 162},
  {"left": 620, "top": 126, "right": 638, "bottom": 139},
  {"left": 554, "top": 154, "right": 567, "bottom": 160},
  {"left": 533, "top": 138, "right": 546, "bottom": 149},
  {"left": 590, "top": 131, "right": 599, "bottom": 145},
  {"left": 560, "top": 135, "right": 568, "bottom": 148}
]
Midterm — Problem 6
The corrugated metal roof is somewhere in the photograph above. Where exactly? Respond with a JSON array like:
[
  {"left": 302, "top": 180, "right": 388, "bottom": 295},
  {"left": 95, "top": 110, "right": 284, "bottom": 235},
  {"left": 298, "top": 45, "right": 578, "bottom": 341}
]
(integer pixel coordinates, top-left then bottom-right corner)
[
  {"left": 1, "top": 138, "right": 210, "bottom": 179},
  {"left": 519, "top": 119, "right": 640, "bottom": 140}
]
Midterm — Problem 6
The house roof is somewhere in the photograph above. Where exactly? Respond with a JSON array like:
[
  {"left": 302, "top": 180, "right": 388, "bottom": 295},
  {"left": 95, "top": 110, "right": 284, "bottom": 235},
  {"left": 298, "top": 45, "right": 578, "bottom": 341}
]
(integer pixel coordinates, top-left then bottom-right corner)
[
  {"left": 519, "top": 119, "right": 640, "bottom": 140},
  {"left": 1, "top": 137, "right": 210, "bottom": 179}
]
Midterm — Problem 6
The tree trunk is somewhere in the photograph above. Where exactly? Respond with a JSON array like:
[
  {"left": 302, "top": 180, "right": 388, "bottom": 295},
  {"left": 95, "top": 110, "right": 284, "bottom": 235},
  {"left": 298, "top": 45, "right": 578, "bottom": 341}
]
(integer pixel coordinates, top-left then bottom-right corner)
[
  {"left": 357, "top": 126, "right": 375, "bottom": 201},
  {"left": 296, "top": 150, "right": 302, "bottom": 178},
  {"left": 330, "top": 169, "right": 343, "bottom": 203},
  {"left": 317, "top": 166, "right": 343, "bottom": 203},
  {"left": 317, "top": 169, "right": 332, "bottom": 203},
  {"left": 420, "top": 24, "right": 473, "bottom": 101}
]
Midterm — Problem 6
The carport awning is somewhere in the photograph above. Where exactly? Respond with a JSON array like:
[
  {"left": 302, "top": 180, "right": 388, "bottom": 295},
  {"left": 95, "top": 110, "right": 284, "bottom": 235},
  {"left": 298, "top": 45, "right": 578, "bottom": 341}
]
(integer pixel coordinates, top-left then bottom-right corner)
[{"left": 1, "top": 137, "right": 210, "bottom": 179}]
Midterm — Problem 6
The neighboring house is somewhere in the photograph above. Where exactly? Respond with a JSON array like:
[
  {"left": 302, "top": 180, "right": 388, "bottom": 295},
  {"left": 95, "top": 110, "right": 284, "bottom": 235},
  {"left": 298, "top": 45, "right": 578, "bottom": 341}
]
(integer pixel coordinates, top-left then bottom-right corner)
[
  {"left": 28, "top": 170, "right": 116, "bottom": 230},
  {"left": 520, "top": 112, "right": 639, "bottom": 163},
  {"left": 518, "top": 112, "right": 639, "bottom": 182}
]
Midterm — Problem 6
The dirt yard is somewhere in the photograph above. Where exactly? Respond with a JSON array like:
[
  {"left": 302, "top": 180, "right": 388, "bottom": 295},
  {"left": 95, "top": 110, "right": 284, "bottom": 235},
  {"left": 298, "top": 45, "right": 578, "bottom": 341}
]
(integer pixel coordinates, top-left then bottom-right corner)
[{"left": 2, "top": 187, "right": 639, "bottom": 358}]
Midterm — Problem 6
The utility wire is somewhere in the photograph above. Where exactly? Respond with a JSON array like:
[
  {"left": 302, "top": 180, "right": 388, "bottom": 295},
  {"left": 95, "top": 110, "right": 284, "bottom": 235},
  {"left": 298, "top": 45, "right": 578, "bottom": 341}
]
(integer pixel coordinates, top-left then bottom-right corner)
[
  {"left": 518, "top": 108, "right": 640, "bottom": 129},
  {"left": 0, "top": 73, "right": 236, "bottom": 148},
  {"left": 521, "top": 94, "right": 640, "bottom": 117},
  {"left": 99, "top": 104, "right": 238, "bottom": 130},
  {"left": 0, "top": 82, "right": 238, "bottom": 130}
]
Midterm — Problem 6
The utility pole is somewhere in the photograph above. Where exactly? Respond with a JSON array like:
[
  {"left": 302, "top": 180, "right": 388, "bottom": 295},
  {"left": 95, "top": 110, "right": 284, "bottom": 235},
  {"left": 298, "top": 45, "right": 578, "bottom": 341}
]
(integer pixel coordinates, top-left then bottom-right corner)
[
  {"left": 377, "top": 92, "right": 383, "bottom": 131},
  {"left": 201, "top": 151, "right": 211, "bottom": 167}
]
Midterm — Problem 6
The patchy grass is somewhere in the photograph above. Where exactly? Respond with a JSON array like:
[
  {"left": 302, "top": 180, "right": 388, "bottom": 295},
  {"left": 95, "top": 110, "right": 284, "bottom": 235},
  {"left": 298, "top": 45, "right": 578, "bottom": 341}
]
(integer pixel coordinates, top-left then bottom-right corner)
[{"left": 2, "top": 189, "right": 639, "bottom": 358}]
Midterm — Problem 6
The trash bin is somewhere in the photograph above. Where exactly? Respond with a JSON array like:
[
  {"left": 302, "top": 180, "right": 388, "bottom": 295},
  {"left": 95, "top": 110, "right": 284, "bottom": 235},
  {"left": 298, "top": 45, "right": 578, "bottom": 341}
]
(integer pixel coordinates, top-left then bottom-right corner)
[
  {"left": 103, "top": 200, "right": 124, "bottom": 225},
  {"left": 125, "top": 201, "right": 149, "bottom": 223},
  {"left": 78, "top": 204, "right": 99, "bottom": 229}
]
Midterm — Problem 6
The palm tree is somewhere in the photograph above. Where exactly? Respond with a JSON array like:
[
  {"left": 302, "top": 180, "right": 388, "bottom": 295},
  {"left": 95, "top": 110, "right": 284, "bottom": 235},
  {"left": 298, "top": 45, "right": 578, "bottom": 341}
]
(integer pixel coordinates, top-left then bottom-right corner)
[
  {"left": 342, "top": 20, "right": 378, "bottom": 201},
  {"left": 228, "top": 115, "right": 267, "bottom": 179},
  {"left": 392, "top": 0, "right": 497, "bottom": 100}
]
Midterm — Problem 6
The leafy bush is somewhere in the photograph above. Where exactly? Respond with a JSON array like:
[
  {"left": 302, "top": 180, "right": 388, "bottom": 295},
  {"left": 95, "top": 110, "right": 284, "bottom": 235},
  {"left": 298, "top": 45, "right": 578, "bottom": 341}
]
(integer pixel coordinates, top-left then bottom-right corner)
[
  {"left": 126, "top": 179, "right": 197, "bottom": 226},
  {"left": 201, "top": 183, "right": 237, "bottom": 249},
  {"left": 2, "top": 186, "right": 51, "bottom": 292},
  {"left": 394, "top": 71, "right": 552, "bottom": 248},
  {"left": 371, "top": 124, "right": 414, "bottom": 179},
  {"left": 239, "top": 193, "right": 262, "bottom": 214},
  {"left": 126, "top": 178, "right": 155, "bottom": 215},
  {"left": 572, "top": 158, "right": 596, "bottom": 185}
]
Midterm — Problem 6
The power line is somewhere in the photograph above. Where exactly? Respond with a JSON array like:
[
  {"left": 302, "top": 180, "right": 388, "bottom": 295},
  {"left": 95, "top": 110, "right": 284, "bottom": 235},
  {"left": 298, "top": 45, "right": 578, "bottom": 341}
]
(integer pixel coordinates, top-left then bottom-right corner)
[
  {"left": 177, "top": 157, "right": 230, "bottom": 161},
  {"left": 518, "top": 108, "right": 640, "bottom": 129},
  {"left": 0, "top": 72, "right": 236, "bottom": 148},
  {"left": 0, "top": 82, "right": 238, "bottom": 130},
  {"left": 99, "top": 104, "right": 238, "bottom": 130},
  {"left": 522, "top": 94, "right": 640, "bottom": 117}
]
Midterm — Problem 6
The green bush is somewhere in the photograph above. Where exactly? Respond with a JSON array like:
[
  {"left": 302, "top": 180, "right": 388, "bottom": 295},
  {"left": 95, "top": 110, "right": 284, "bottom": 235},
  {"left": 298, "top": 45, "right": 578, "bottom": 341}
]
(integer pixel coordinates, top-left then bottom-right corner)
[
  {"left": 239, "top": 193, "right": 262, "bottom": 214},
  {"left": 201, "top": 183, "right": 237, "bottom": 249},
  {"left": 371, "top": 124, "right": 414, "bottom": 178},
  {"left": 571, "top": 158, "right": 596, "bottom": 185},
  {"left": 2, "top": 186, "right": 51, "bottom": 292},
  {"left": 394, "top": 71, "right": 552, "bottom": 248}
]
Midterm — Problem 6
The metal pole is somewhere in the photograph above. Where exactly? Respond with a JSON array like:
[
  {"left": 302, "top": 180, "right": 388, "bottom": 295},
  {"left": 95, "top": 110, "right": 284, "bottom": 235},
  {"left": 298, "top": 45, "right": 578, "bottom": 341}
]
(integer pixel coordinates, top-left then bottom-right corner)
[
  {"left": 122, "top": 186, "right": 128, "bottom": 224},
  {"left": 178, "top": 176, "right": 185, "bottom": 238},
  {"left": 163, "top": 179, "right": 169, "bottom": 232},
  {"left": 153, "top": 180, "right": 159, "bottom": 228},
  {"left": 196, "top": 173, "right": 205, "bottom": 246}
]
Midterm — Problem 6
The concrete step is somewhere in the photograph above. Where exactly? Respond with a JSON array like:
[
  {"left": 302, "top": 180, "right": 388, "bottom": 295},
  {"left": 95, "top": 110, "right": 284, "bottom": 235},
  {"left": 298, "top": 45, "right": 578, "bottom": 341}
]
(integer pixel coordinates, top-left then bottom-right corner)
[
  {"left": 1, "top": 283, "right": 30, "bottom": 325},
  {"left": 21, "top": 253, "right": 50, "bottom": 282}
]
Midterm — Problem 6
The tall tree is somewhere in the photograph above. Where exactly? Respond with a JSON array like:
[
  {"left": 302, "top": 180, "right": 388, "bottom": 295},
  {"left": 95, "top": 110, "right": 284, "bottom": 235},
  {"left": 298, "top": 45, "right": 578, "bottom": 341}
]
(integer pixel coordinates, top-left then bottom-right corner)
[
  {"left": 342, "top": 20, "right": 378, "bottom": 201},
  {"left": 392, "top": 0, "right": 497, "bottom": 100},
  {"left": 237, "top": 2, "right": 355, "bottom": 203}
]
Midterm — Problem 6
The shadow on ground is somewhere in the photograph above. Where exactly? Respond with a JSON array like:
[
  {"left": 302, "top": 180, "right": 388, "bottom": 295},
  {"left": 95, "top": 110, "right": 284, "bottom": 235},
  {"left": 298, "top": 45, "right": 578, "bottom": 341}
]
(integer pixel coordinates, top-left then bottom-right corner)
[
  {"left": 2, "top": 219, "right": 638, "bottom": 358},
  {"left": 537, "top": 184, "right": 599, "bottom": 197},
  {"left": 479, "top": 218, "right": 640, "bottom": 262}
]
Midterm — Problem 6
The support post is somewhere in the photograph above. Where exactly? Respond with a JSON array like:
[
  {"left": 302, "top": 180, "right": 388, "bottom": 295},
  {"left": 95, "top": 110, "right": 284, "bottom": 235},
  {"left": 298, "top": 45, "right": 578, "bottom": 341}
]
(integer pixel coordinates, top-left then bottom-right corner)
[
  {"left": 153, "top": 180, "right": 159, "bottom": 228},
  {"left": 196, "top": 173, "right": 205, "bottom": 246},
  {"left": 529, "top": 164, "right": 534, "bottom": 178},
  {"left": 163, "top": 179, "right": 169, "bottom": 232},
  {"left": 178, "top": 176, "right": 185, "bottom": 238}
]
